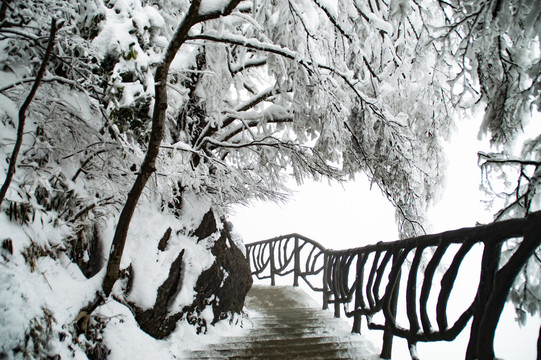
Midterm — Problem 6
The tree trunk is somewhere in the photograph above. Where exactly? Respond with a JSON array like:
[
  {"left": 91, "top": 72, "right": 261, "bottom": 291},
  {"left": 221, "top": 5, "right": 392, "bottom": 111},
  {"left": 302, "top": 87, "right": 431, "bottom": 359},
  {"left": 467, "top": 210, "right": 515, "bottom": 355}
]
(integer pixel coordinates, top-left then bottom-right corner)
[
  {"left": 101, "top": 1, "right": 202, "bottom": 296},
  {"left": 0, "top": 19, "right": 59, "bottom": 206},
  {"left": 101, "top": 0, "right": 242, "bottom": 297}
]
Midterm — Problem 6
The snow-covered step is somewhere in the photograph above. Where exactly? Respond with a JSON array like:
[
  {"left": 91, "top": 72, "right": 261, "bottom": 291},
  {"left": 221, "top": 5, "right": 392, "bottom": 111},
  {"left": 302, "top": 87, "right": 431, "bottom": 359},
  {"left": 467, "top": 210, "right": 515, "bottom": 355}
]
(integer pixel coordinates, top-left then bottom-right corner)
[
  {"left": 203, "top": 335, "right": 368, "bottom": 350},
  {"left": 184, "top": 346, "right": 372, "bottom": 359},
  {"left": 182, "top": 285, "right": 378, "bottom": 360}
]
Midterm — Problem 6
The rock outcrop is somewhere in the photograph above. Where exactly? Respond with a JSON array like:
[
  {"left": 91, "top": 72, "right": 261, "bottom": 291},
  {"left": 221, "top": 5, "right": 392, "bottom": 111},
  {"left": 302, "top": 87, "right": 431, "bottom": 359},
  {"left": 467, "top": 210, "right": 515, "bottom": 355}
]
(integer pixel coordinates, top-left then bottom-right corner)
[{"left": 129, "top": 209, "right": 252, "bottom": 338}]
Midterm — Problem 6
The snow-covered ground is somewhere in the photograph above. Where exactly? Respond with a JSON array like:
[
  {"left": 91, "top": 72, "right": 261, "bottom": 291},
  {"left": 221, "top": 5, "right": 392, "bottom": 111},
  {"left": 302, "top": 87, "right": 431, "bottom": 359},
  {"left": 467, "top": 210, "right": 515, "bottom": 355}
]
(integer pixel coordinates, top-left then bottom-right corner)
[{"left": 0, "top": 197, "right": 255, "bottom": 359}]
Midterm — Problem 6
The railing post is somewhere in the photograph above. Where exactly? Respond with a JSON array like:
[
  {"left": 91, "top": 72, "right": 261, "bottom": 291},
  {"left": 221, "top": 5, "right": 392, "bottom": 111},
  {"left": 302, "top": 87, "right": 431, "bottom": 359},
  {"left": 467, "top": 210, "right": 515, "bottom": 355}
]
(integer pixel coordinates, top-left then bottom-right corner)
[
  {"left": 333, "top": 255, "right": 340, "bottom": 318},
  {"left": 352, "top": 254, "right": 363, "bottom": 334},
  {"left": 322, "top": 252, "right": 329, "bottom": 310},
  {"left": 476, "top": 212, "right": 541, "bottom": 359},
  {"left": 270, "top": 242, "right": 276, "bottom": 286},
  {"left": 293, "top": 236, "right": 300, "bottom": 287},
  {"left": 381, "top": 253, "right": 400, "bottom": 359},
  {"left": 465, "top": 240, "right": 502, "bottom": 360},
  {"left": 334, "top": 297, "right": 341, "bottom": 318},
  {"left": 245, "top": 246, "right": 250, "bottom": 265}
]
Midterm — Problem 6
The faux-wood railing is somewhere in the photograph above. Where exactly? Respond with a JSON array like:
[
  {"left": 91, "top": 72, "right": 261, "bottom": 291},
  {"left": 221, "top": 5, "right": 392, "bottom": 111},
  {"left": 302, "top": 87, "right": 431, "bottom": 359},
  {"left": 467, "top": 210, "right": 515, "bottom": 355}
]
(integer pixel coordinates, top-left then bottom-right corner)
[{"left": 245, "top": 210, "right": 541, "bottom": 360}]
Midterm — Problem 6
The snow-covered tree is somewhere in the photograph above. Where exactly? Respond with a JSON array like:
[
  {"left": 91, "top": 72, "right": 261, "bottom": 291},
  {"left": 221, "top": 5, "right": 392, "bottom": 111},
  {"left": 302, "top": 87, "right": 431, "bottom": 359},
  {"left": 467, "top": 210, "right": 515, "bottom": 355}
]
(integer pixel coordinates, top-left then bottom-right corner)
[
  {"left": 428, "top": 0, "right": 541, "bottom": 323},
  {"left": 1, "top": 0, "right": 540, "bottom": 357}
]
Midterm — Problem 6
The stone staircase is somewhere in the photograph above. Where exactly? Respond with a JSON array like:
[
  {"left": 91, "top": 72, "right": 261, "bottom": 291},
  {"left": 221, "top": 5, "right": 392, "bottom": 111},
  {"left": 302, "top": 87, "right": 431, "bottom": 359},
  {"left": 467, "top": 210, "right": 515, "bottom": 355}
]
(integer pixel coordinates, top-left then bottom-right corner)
[{"left": 183, "top": 285, "right": 379, "bottom": 359}]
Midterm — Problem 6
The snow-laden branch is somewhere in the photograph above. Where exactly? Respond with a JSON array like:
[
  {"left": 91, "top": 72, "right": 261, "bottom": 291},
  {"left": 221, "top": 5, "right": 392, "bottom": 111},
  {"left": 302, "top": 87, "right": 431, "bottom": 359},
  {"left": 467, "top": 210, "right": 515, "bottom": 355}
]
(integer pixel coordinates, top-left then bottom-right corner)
[
  {"left": 0, "top": 27, "right": 40, "bottom": 41},
  {"left": 0, "top": 76, "right": 86, "bottom": 94},
  {"left": 203, "top": 136, "right": 278, "bottom": 149},
  {"left": 313, "top": 0, "right": 351, "bottom": 41},
  {"left": 187, "top": 30, "right": 379, "bottom": 109},
  {"left": 478, "top": 152, "right": 541, "bottom": 167},
  {"left": 194, "top": 85, "right": 279, "bottom": 149},
  {"left": 230, "top": 56, "right": 267, "bottom": 75},
  {"left": 203, "top": 135, "right": 342, "bottom": 180},
  {"left": 218, "top": 113, "right": 293, "bottom": 143},
  {"left": 198, "top": 0, "right": 243, "bottom": 20}
]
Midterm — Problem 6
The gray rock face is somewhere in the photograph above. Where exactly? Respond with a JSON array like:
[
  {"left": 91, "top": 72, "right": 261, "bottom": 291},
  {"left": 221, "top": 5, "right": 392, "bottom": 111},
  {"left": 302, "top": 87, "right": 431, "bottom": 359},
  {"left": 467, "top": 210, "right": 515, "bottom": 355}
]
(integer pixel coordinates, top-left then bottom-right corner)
[{"left": 130, "top": 209, "right": 252, "bottom": 338}]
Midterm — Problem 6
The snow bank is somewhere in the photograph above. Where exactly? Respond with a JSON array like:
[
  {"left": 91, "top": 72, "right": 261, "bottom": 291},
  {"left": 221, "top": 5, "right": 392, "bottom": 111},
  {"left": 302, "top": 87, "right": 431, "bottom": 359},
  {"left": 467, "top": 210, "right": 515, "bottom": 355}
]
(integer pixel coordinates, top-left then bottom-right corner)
[{"left": 0, "top": 190, "right": 249, "bottom": 359}]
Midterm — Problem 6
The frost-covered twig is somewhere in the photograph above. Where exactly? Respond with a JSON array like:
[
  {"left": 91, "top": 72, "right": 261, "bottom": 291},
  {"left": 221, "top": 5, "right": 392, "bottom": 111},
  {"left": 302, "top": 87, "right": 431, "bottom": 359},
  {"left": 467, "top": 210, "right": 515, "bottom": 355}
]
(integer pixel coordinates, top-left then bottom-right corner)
[
  {"left": 187, "top": 31, "right": 377, "bottom": 107},
  {"left": 479, "top": 151, "right": 541, "bottom": 220},
  {"left": 0, "top": 76, "right": 86, "bottom": 94},
  {"left": 478, "top": 152, "right": 541, "bottom": 167}
]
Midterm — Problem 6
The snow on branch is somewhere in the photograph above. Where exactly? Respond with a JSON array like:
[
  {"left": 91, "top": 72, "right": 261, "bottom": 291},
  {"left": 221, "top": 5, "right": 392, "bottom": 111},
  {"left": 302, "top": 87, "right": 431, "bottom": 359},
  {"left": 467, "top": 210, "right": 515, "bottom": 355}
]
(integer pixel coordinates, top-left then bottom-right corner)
[
  {"left": 217, "top": 114, "right": 294, "bottom": 143},
  {"left": 187, "top": 30, "right": 378, "bottom": 108},
  {"left": 478, "top": 152, "right": 541, "bottom": 167},
  {"left": 230, "top": 57, "right": 267, "bottom": 75},
  {"left": 0, "top": 76, "right": 86, "bottom": 94},
  {"left": 194, "top": 85, "right": 280, "bottom": 149},
  {"left": 204, "top": 135, "right": 342, "bottom": 180},
  {"left": 198, "top": 0, "right": 243, "bottom": 20}
]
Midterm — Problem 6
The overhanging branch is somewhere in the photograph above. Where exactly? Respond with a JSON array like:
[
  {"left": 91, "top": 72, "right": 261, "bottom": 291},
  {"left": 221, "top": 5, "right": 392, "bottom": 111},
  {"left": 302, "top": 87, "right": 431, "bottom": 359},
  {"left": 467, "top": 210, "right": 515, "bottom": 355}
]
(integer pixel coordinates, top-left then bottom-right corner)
[
  {"left": 187, "top": 31, "right": 380, "bottom": 111},
  {"left": 478, "top": 151, "right": 541, "bottom": 167}
]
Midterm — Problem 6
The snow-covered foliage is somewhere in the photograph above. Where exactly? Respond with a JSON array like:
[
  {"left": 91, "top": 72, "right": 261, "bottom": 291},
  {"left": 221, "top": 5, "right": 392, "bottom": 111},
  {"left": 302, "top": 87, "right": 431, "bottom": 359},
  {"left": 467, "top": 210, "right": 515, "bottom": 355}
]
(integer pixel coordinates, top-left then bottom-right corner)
[
  {"left": 1, "top": 0, "right": 540, "bottom": 357},
  {"left": 435, "top": 0, "right": 541, "bottom": 323},
  {"left": 0, "top": 203, "right": 234, "bottom": 359}
]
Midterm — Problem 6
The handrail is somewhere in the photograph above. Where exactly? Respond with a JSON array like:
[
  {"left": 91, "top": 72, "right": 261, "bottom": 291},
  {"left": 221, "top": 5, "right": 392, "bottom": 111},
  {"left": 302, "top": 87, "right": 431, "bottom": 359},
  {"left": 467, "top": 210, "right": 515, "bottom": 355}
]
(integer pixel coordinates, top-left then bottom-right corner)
[{"left": 245, "top": 210, "right": 541, "bottom": 360}]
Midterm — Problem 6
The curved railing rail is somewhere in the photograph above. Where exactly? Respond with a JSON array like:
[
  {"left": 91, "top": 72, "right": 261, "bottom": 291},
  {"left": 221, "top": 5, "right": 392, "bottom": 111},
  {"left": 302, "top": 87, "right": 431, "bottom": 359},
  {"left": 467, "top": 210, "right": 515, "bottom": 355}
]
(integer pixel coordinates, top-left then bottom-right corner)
[
  {"left": 247, "top": 233, "right": 326, "bottom": 292},
  {"left": 245, "top": 211, "right": 541, "bottom": 360}
]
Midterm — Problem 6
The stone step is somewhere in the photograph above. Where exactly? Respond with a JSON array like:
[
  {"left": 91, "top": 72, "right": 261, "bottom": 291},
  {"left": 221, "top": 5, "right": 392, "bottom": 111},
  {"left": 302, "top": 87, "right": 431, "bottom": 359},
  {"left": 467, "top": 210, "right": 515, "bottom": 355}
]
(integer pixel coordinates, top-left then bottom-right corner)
[
  {"left": 184, "top": 345, "right": 371, "bottom": 360},
  {"left": 204, "top": 336, "right": 367, "bottom": 351},
  {"left": 248, "top": 319, "right": 349, "bottom": 329},
  {"left": 183, "top": 285, "right": 377, "bottom": 359},
  {"left": 228, "top": 328, "right": 343, "bottom": 338},
  {"left": 248, "top": 310, "right": 336, "bottom": 318},
  {"left": 248, "top": 311, "right": 334, "bottom": 319},
  {"left": 190, "top": 337, "right": 363, "bottom": 353}
]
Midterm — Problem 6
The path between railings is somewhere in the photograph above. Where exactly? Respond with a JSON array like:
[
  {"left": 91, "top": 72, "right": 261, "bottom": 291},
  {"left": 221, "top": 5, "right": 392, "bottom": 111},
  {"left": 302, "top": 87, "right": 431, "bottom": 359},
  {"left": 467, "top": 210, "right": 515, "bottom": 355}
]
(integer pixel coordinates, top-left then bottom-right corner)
[
  {"left": 183, "top": 284, "right": 380, "bottom": 359},
  {"left": 245, "top": 211, "right": 541, "bottom": 360}
]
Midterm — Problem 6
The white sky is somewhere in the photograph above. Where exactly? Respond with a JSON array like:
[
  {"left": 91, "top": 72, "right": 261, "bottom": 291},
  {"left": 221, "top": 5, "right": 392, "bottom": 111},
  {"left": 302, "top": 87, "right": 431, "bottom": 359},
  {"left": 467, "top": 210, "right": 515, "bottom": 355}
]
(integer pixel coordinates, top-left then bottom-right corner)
[
  {"left": 230, "top": 116, "right": 492, "bottom": 247},
  {"left": 230, "top": 114, "right": 541, "bottom": 359},
  {"left": 230, "top": 175, "right": 398, "bottom": 249}
]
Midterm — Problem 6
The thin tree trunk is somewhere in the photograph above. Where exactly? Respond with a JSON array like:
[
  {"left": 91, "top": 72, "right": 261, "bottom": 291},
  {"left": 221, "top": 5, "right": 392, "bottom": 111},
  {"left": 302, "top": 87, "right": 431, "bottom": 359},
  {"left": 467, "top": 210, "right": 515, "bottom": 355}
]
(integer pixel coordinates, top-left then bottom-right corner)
[
  {"left": 0, "top": 0, "right": 11, "bottom": 23},
  {"left": 101, "top": 0, "right": 242, "bottom": 296},
  {"left": 0, "top": 19, "right": 59, "bottom": 206}
]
